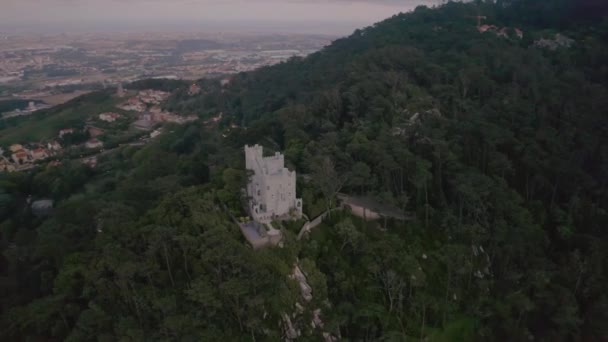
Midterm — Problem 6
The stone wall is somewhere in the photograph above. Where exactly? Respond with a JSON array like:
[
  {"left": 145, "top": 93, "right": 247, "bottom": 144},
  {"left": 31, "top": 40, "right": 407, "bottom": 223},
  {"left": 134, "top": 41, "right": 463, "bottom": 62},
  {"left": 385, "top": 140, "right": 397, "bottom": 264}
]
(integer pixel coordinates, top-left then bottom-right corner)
[{"left": 345, "top": 204, "right": 381, "bottom": 221}]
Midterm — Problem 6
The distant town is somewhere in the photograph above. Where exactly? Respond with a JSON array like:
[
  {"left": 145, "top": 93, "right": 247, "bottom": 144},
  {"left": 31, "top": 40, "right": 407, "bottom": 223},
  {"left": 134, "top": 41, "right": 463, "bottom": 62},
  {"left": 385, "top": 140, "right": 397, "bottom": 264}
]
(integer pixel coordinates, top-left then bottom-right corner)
[
  {"left": 0, "top": 31, "right": 334, "bottom": 113},
  {"left": 0, "top": 86, "right": 211, "bottom": 173}
]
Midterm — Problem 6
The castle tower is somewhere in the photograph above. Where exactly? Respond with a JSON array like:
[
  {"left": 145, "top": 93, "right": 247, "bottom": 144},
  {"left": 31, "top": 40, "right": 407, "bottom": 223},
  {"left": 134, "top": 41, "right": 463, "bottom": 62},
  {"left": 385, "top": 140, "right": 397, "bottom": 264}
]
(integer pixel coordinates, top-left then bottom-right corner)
[{"left": 245, "top": 145, "right": 302, "bottom": 223}]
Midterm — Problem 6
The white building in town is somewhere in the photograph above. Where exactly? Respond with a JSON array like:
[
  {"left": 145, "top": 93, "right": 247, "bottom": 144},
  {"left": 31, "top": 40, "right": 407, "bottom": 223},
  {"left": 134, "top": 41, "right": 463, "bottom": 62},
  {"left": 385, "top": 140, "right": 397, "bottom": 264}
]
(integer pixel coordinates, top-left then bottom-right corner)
[
  {"left": 245, "top": 144, "right": 302, "bottom": 223},
  {"left": 99, "top": 112, "right": 121, "bottom": 122},
  {"left": 85, "top": 139, "right": 103, "bottom": 149}
]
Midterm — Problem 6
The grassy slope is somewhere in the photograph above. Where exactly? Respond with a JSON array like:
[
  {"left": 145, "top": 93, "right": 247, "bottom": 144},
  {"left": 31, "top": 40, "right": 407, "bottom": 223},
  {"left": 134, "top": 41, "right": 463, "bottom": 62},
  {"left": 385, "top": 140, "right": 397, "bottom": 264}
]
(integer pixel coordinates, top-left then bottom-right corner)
[{"left": 0, "top": 92, "right": 118, "bottom": 145}]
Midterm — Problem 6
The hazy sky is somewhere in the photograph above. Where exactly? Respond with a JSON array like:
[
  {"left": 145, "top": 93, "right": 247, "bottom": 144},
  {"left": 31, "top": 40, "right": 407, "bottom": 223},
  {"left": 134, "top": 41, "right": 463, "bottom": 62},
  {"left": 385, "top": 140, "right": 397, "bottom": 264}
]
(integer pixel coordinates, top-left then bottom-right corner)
[{"left": 1, "top": 0, "right": 442, "bottom": 34}]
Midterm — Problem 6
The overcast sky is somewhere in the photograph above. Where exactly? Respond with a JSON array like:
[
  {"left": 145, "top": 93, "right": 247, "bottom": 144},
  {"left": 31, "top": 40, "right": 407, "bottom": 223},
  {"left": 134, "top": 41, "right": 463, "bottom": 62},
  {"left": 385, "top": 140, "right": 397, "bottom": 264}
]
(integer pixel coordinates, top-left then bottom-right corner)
[{"left": 1, "top": 0, "right": 443, "bottom": 34}]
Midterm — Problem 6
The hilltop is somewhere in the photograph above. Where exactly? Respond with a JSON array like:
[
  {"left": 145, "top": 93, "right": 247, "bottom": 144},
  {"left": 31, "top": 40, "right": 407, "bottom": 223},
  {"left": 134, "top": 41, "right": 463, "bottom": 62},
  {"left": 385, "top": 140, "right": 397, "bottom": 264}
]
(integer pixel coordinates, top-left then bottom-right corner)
[{"left": 1, "top": 0, "right": 607, "bottom": 340}]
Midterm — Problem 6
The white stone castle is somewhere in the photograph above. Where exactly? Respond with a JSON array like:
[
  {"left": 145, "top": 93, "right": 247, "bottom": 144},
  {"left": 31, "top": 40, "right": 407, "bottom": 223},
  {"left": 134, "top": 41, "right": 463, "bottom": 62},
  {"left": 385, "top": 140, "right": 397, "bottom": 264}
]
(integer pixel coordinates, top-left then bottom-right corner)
[{"left": 245, "top": 145, "right": 302, "bottom": 223}]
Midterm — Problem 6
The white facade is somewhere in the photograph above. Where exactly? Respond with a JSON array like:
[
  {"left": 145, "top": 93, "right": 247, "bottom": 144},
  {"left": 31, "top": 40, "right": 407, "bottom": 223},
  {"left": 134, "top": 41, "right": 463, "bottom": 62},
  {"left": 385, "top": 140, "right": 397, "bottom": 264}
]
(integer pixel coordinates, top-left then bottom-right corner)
[
  {"left": 99, "top": 112, "right": 120, "bottom": 122},
  {"left": 245, "top": 144, "right": 302, "bottom": 223},
  {"left": 85, "top": 139, "right": 103, "bottom": 149}
]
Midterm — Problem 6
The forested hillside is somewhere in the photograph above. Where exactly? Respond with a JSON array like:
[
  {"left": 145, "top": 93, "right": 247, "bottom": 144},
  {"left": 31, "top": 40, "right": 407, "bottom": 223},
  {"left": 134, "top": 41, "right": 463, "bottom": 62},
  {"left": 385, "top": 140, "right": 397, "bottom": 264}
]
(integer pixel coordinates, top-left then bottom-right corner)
[{"left": 1, "top": 0, "right": 607, "bottom": 340}]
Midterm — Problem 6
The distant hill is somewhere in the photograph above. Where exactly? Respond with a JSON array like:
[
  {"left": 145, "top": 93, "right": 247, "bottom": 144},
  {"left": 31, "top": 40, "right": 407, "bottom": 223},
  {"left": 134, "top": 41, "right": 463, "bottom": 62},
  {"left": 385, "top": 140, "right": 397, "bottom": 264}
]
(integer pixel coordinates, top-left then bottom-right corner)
[{"left": 211, "top": 0, "right": 607, "bottom": 125}]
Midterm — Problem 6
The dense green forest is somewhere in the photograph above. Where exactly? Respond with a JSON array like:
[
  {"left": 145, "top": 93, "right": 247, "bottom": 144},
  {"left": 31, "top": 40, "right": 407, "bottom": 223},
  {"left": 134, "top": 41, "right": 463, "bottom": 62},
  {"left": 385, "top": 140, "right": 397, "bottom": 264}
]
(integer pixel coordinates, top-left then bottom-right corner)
[{"left": 1, "top": 0, "right": 607, "bottom": 340}]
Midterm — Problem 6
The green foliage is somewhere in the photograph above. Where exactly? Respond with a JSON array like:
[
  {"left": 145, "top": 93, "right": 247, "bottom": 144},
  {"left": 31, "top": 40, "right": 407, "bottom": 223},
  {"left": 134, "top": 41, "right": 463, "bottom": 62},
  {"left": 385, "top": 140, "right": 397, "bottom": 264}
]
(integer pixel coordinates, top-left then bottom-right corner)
[
  {"left": 0, "top": 99, "right": 37, "bottom": 113},
  {"left": 2, "top": 188, "right": 300, "bottom": 341},
  {"left": 2, "top": 0, "right": 608, "bottom": 340},
  {"left": 126, "top": 79, "right": 188, "bottom": 92},
  {"left": 216, "top": 168, "right": 247, "bottom": 214},
  {"left": 0, "top": 91, "right": 115, "bottom": 145},
  {"left": 32, "top": 162, "right": 93, "bottom": 199},
  {"left": 59, "top": 129, "right": 89, "bottom": 146},
  {"left": 164, "top": 79, "right": 225, "bottom": 118}
]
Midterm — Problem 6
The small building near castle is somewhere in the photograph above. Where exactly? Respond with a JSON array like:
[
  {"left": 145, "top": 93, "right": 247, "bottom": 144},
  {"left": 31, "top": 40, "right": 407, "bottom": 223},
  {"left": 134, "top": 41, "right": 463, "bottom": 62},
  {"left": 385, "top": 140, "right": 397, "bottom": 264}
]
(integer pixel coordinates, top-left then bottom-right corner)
[{"left": 245, "top": 144, "right": 302, "bottom": 224}]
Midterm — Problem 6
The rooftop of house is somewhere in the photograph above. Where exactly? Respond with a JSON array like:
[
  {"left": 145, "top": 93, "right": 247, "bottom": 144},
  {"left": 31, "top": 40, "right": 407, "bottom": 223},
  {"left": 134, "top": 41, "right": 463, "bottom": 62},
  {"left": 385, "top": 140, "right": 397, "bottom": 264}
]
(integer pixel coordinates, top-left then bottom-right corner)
[
  {"left": 13, "top": 151, "right": 28, "bottom": 158},
  {"left": 9, "top": 144, "right": 24, "bottom": 152},
  {"left": 132, "top": 119, "right": 156, "bottom": 130}
]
